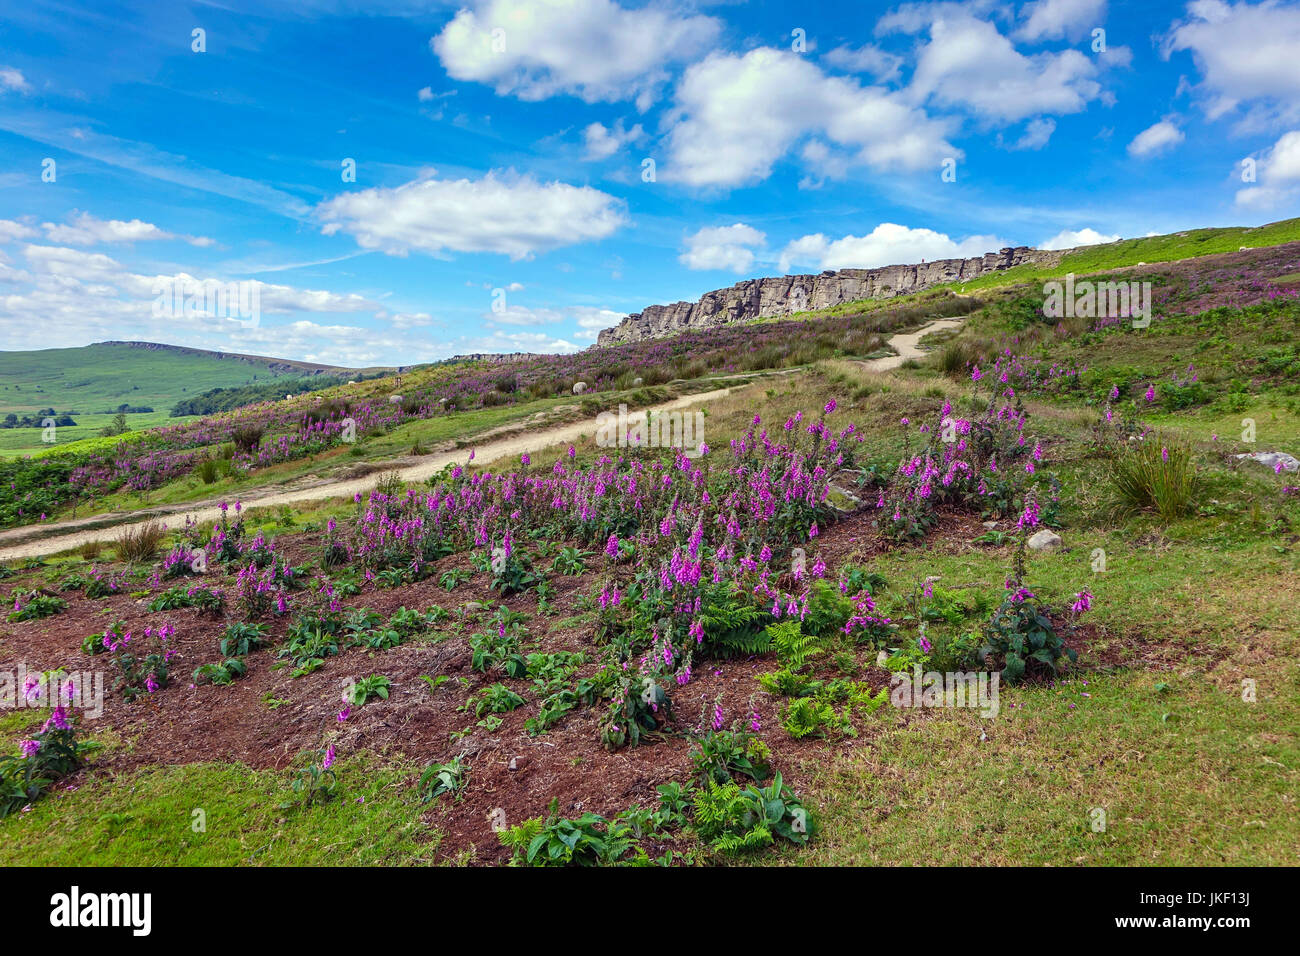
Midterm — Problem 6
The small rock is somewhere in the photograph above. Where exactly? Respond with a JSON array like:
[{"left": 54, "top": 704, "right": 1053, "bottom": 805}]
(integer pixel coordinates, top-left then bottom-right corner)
[
  {"left": 1027, "top": 529, "right": 1063, "bottom": 551},
  {"left": 508, "top": 755, "right": 528, "bottom": 772},
  {"left": 572, "top": 381, "right": 587, "bottom": 395},
  {"left": 982, "top": 520, "right": 998, "bottom": 529},
  {"left": 389, "top": 394, "right": 403, "bottom": 404},
  {"left": 1235, "top": 451, "right": 1300, "bottom": 472},
  {"left": 632, "top": 377, "right": 643, "bottom": 386}
]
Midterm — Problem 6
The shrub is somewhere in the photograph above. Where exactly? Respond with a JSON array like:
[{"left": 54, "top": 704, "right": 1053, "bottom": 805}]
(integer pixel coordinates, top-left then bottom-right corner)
[
  {"left": 196, "top": 458, "right": 220, "bottom": 484},
  {"left": 116, "top": 519, "right": 165, "bottom": 562},
  {"left": 232, "top": 424, "right": 264, "bottom": 453},
  {"left": 1105, "top": 438, "right": 1197, "bottom": 522}
]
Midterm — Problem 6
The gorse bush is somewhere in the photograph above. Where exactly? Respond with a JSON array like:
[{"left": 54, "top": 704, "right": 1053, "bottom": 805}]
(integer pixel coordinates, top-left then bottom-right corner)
[{"left": 1105, "top": 437, "right": 1197, "bottom": 522}]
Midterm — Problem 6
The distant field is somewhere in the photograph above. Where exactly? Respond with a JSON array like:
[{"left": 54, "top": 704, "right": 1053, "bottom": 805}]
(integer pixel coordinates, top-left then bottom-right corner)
[
  {"left": 0, "top": 341, "right": 365, "bottom": 421},
  {"left": 0, "top": 411, "right": 197, "bottom": 457}
]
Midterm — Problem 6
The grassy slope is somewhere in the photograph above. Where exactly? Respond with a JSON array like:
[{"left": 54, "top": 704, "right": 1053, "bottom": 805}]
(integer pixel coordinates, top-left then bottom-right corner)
[{"left": 0, "top": 342, "right": 364, "bottom": 438}]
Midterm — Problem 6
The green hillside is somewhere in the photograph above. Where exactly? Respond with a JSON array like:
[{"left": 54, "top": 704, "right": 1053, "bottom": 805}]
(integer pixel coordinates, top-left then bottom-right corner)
[{"left": 0, "top": 341, "right": 371, "bottom": 418}]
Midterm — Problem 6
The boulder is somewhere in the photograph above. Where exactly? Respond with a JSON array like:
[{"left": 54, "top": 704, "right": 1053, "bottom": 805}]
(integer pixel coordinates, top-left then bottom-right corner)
[
  {"left": 1027, "top": 529, "right": 1063, "bottom": 552},
  {"left": 1235, "top": 451, "right": 1300, "bottom": 472},
  {"left": 572, "top": 381, "right": 587, "bottom": 395}
]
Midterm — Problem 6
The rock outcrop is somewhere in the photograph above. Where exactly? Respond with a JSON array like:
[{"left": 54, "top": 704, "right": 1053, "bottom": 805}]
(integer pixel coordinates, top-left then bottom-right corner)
[{"left": 596, "top": 245, "right": 1062, "bottom": 347}]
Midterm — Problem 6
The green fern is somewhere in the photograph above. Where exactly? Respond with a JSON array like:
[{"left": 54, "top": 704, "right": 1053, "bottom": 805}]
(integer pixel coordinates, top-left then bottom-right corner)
[
  {"left": 767, "top": 620, "right": 823, "bottom": 670},
  {"left": 782, "top": 697, "right": 838, "bottom": 739}
]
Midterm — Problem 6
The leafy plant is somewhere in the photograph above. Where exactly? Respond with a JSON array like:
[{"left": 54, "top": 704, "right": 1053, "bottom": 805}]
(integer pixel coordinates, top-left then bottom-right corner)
[
  {"left": 7, "top": 592, "right": 67, "bottom": 622},
  {"left": 418, "top": 758, "right": 467, "bottom": 802},
  {"left": 345, "top": 674, "right": 392, "bottom": 707},
  {"left": 690, "top": 727, "right": 772, "bottom": 785},
  {"left": 781, "top": 697, "right": 840, "bottom": 739},
  {"left": 192, "top": 658, "right": 248, "bottom": 686},
  {"left": 551, "top": 546, "right": 589, "bottom": 576},
  {"left": 220, "top": 621, "right": 269, "bottom": 657},
  {"left": 691, "top": 773, "right": 812, "bottom": 855},
  {"left": 466, "top": 683, "right": 525, "bottom": 718},
  {"left": 0, "top": 708, "right": 95, "bottom": 818}
]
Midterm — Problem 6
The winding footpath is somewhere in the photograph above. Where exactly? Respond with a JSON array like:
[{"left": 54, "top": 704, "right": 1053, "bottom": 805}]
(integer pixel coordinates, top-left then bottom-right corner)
[{"left": 0, "top": 317, "right": 962, "bottom": 560}]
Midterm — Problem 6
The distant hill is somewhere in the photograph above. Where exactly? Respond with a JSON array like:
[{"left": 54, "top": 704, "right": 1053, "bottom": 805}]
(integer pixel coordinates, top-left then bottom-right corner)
[{"left": 0, "top": 341, "right": 399, "bottom": 418}]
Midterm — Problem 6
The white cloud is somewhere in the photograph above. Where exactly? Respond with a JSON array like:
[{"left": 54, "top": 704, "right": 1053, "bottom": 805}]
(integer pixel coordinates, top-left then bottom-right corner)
[
  {"left": 0, "top": 66, "right": 31, "bottom": 93},
  {"left": 664, "top": 47, "right": 958, "bottom": 188},
  {"left": 431, "top": 0, "right": 721, "bottom": 105},
  {"left": 898, "top": 13, "right": 1105, "bottom": 123},
  {"left": 822, "top": 44, "right": 904, "bottom": 82},
  {"left": 386, "top": 311, "right": 435, "bottom": 329},
  {"left": 1127, "top": 119, "right": 1184, "bottom": 157},
  {"left": 1016, "top": 0, "right": 1108, "bottom": 42},
  {"left": 417, "top": 86, "right": 434, "bottom": 102},
  {"left": 0, "top": 244, "right": 402, "bottom": 364},
  {"left": 1236, "top": 129, "right": 1300, "bottom": 209},
  {"left": 1165, "top": 0, "right": 1300, "bottom": 126},
  {"left": 778, "top": 223, "right": 1008, "bottom": 272},
  {"left": 40, "top": 212, "right": 213, "bottom": 247},
  {"left": 0, "top": 219, "right": 37, "bottom": 242},
  {"left": 679, "top": 223, "right": 767, "bottom": 273},
  {"left": 1011, "top": 117, "right": 1057, "bottom": 150},
  {"left": 582, "top": 119, "right": 644, "bottom": 160},
  {"left": 572, "top": 305, "right": 627, "bottom": 341},
  {"left": 1039, "top": 227, "right": 1121, "bottom": 249},
  {"left": 316, "top": 170, "right": 626, "bottom": 260}
]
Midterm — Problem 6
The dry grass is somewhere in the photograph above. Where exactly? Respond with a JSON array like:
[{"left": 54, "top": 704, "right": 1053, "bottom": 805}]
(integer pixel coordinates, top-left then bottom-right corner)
[{"left": 115, "top": 519, "right": 166, "bottom": 562}]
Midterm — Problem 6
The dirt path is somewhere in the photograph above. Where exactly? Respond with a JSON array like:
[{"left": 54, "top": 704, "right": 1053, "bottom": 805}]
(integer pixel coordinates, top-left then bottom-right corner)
[
  {"left": 0, "top": 315, "right": 967, "bottom": 560},
  {"left": 0, "top": 388, "right": 737, "bottom": 560},
  {"left": 857, "top": 317, "right": 963, "bottom": 372}
]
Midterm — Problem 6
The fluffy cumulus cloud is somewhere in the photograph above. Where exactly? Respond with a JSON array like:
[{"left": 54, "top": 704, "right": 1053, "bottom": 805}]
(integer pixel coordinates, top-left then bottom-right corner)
[
  {"left": 822, "top": 43, "right": 904, "bottom": 82},
  {"left": 431, "top": 0, "right": 721, "bottom": 105},
  {"left": 679, "top": 224, "right": 767, "bottom": 273},
  {"left": 40, "top": 211, "right": 213, "bottom": 246},
  {"left": 1236, "top": 129, "right": 1300, "bottom": 209},
  {"left": 0, "top": 219, "right": 37, "bottom": 242},
  {"left": 777, "top": 223, "right": 1008, "bottom": 272},
  {"left": 1127, "top": 119, "right": 1184, "bottom": 158},
  {"left": 316, "top": 170, "right": 626, "bottom": 260},
  {"left": 1164, "top": 0, "right": 1300, "bottom": 126},
  {"left": 896, "top": 12, "right": 1105, "bottom": 123},
  {"left": 665, "top": 47, "right": 958, "bottom": 188},
  {"left": 1039, "top": 227, "right": 1122, "bottom": 250},
  {"left": 572, "top": 305, "right": 627, "bottom": 341},
  {"left": 582, "top": 119, "right": 644, "bottom": 160},
  {"left": 1015, "top": 0, "right": 1108, "bottom": 42},
  {"left": 0, "top": 239, "right": 389, "bottom": 363}
]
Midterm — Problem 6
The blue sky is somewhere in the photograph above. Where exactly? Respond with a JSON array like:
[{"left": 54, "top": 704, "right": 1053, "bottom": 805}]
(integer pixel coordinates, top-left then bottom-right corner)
[{"left": 2, "top": 0, "right": 1299, "bottom": 366}]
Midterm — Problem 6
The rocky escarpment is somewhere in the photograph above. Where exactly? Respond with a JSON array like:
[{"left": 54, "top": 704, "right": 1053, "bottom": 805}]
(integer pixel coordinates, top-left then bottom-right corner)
[{"left": 596, "top": 245, "right": 1063, "bottom": 347}]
